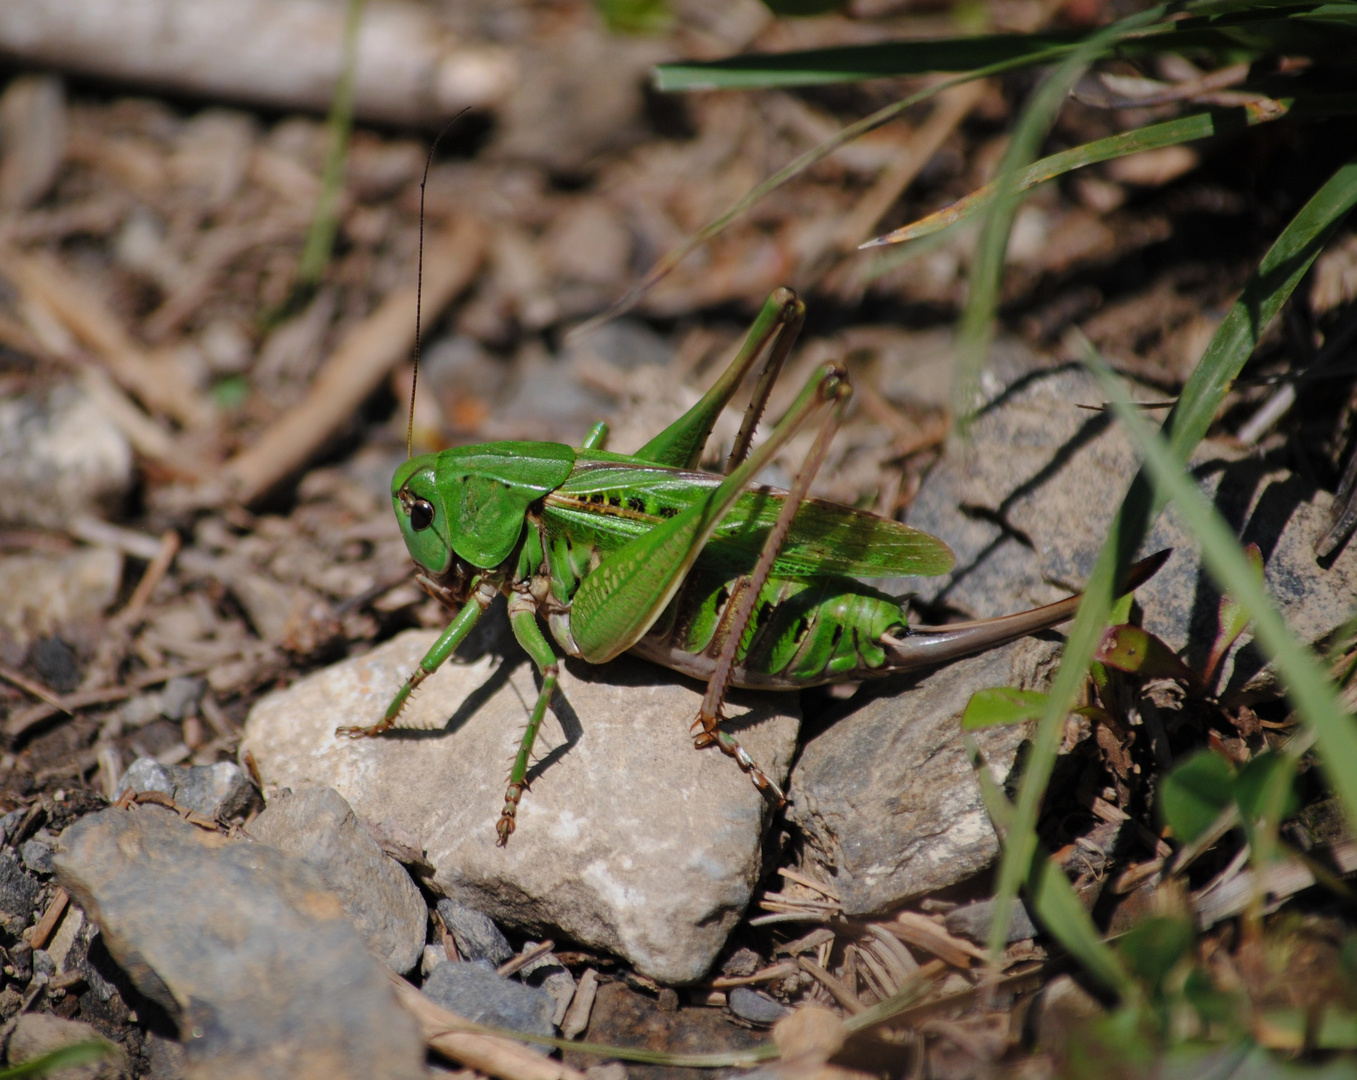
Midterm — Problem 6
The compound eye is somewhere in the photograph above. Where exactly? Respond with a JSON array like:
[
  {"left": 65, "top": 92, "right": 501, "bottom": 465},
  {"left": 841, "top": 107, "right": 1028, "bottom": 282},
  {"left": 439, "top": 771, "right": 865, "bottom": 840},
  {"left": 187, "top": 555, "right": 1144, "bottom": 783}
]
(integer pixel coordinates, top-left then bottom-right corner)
[{"left": 410, "top": 499, "right": 435, "bottom": 531}]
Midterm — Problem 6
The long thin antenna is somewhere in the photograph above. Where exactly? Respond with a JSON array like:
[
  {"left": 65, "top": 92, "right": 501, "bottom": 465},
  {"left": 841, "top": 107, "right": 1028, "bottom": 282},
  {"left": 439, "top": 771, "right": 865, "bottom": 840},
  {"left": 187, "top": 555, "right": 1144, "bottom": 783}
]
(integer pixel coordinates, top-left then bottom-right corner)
[{"left": 409, "top": 111, "right": 470, "bottom": 458}]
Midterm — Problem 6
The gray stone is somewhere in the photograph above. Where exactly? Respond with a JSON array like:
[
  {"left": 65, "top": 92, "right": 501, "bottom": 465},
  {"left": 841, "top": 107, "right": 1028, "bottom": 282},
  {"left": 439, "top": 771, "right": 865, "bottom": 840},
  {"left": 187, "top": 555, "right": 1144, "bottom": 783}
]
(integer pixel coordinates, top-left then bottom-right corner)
[
  {"left": 563, "top": 319, "right": 671, "bottom": 373},
  {"left": 421, "top": 961, "right": 555, "bottom": 1041},
  {"left": 53, "top": 805, "right": 425, "bottom": 1080},
  {"left": 0, "top": 549, "right": 122, "bottom": 647},
  {"left": 436, "top": 899, "right": 512, "bottom": 967},
  {"left": 249, "top": 785, "right": 427, "bottom": 974},
  {"left": 0, "top": 383, "right": 132, "bottom": 530},
  {"left": 141, "top": 1030, "right": 188, "bottom": 1080},
  {"left": 30, "top": 637, "right": 81, "bottom": 693},
  {"left": 4, "top": 1012, "right": 128, "bottom": 1080},
  {"left": 6, "top": 941, "right": 31, "bottom": 980},
  {"left": 517, "top": 948, "right": 575, "bottom": 1028},
  {"left": 31, "top": 947, "right": 55, "bottom": 980},
  {"left": 0, "top": 853, "right": 40, "bottom": 920},
  {"left": 19, "top": 837, "right": 54, "bottom": 875},
  {"left": 902, "top": 361, "right": 1357, "bottom": 694},
  {"left": 944, "top": 898, "right": 1039, "bottom": 945},
  {"left": 160, "top": 676, "right": 206, "bottom": 721},
  {"left": 114, "top": 758, "right": 259, "bottom": 821},
  {"left": 242, "top": 627, "right": 800, "bottom": 984},
  {"left": 420, "top": 943, "right": 448, "bottom": 977},
  {"left": 727, "top": 986, "right": 789, "bottom": 1025},
  {"left": 789, "top": 636, "right": 1061, "bottom": 915},
  {"left": 0, "top": 808, "right": 24, "bottom": 846}
]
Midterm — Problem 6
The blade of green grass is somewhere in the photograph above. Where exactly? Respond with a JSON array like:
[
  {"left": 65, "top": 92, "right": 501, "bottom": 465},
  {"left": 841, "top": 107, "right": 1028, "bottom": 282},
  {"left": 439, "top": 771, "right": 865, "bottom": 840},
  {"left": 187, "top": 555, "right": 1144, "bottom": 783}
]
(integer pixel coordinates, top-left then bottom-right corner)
[
  {"left": 655, "top": 4, "right": 1357, "bottom": 92},
  {"left": 984, "top": 155, "right": 1357, "bottom": 968},
  {"left": 0, "top": 1042, "right": 113, "bottom": 1080},
  {"left": 1085, "top": 345, "right": 1357, "bottom": 836},
  {"left": 296, "top": 0, "right": 363, "bottom": 290},
  {"left": 573, "top": 49, "right": 1062, "bottom": 337},
  {"left": 955, "top": 3, "right": 1170, "bottom": 433},
  {"left": 968, "top": 734, "right": 1137, "bottom": 998},
  {"left": 655, "top": 34, "right": 1087, "bottom": 90},
  {"left": 865, "top": 101, "right": 1292, "bottom": 249}
]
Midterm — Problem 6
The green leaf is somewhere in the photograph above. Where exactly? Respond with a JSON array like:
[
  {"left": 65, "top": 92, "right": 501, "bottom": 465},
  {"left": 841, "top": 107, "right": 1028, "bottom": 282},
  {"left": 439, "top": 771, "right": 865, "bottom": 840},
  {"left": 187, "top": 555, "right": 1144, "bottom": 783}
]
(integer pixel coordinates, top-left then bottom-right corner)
[
  {"left": 1117, "top": 915, "right": 1195, "bottom": 993},
  {"left": 596, "top": 0, "right": 672, "bottom": 34},
  {"left": 1066, "top": 1004, "right": 1162, "bottom": 1074},
  {"left": 1160, "top": 750, "right": 1235, "bottom": 844},
  {"left": 961, "top": 686, "right": 1049, "bottom": 729},
  {"left": 1316, "top": 1007, "right": 1357, "bottom": 1049},
  {"left": 1095, "top": 625, "right": 1199, "bottom": 685},
  {"left": 1182, "top": 965, "right": 1244, "bottom": 1029},
  {"left": 1218, "top": 542, "right": 1264, "bottom": 646},
  {"left": 212, "top": 375, "right": 250, "bottom": 411},
  {"left": 1234, "top": 751, "right": 1299, "bottom": 862},
  {"left": 1203, "top": 541, "right": 1265, "bottom": 684}
]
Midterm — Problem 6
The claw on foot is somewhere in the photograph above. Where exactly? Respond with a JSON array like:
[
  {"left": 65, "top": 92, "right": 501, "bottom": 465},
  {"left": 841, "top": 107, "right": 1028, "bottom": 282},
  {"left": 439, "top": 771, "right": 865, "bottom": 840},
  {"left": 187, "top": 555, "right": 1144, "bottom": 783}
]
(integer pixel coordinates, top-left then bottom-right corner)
[
  {"left": 335, "top": 723, "right": 389, "bottom": 739},
  {"left": 691, "top": 710, "right": 786, "bottom": 805},
  {"left": 498, "top": 781, "right": 527, "bottom": 846}
]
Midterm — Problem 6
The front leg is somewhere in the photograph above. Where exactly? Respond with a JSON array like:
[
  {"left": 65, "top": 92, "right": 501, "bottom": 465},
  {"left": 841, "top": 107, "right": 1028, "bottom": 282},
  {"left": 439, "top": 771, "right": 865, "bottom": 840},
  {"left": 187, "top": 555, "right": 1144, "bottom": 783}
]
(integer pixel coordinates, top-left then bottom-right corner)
[
  {"left": 336, "top": 575, "right": 494, "bottom": 739},
  {"left": 498, "top": 592, "right": 562, "bottom": 846}
]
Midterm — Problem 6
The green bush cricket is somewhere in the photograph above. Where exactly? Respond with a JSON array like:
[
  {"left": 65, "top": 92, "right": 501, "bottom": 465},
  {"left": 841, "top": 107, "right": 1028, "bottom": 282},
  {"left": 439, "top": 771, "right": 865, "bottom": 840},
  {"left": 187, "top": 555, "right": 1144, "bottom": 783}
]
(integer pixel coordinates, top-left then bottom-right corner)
[{"left": 338, "top": 283, "right": 1165, "bottom": 845}]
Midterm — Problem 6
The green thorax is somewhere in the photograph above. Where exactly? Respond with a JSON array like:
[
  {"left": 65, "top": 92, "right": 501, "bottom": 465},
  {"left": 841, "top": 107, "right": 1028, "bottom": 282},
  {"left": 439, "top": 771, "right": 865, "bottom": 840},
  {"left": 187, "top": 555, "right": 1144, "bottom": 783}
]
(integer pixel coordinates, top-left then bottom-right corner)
[{"left": 391, "top": 442, "right": 576, "bottom": 573}]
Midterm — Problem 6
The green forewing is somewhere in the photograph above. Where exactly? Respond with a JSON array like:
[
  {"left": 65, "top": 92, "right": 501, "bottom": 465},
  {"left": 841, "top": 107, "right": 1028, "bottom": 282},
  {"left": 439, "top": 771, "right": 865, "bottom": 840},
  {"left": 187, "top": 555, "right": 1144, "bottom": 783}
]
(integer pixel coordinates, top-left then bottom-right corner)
[
  {"left": 552, "top": 455, "right": 954, "bottom": 579},
  {"left": 435, "top": 441, "right": 576, "bottom": 567}
]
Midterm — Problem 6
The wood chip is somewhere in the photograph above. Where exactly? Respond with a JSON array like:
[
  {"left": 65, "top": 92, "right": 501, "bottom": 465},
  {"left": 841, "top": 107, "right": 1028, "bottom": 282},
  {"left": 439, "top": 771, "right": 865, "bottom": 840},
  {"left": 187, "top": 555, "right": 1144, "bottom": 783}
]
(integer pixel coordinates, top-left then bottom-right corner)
[
  {"left": 30, "top": 887, "right": 70, "bottom": 951},
  {"left": 890, "top": 912, "right": 987, "bottom": 969},
  {"left": 559, "top": 967, "right": 597, "bottom": 1040}
]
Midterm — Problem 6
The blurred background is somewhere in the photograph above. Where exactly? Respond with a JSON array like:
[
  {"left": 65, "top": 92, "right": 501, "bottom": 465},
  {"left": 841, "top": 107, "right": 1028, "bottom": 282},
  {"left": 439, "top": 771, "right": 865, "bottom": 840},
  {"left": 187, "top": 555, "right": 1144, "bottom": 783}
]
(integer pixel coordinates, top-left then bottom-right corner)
[{"left": 3, "top": 0, "right": 1357, "bottom": 1070}]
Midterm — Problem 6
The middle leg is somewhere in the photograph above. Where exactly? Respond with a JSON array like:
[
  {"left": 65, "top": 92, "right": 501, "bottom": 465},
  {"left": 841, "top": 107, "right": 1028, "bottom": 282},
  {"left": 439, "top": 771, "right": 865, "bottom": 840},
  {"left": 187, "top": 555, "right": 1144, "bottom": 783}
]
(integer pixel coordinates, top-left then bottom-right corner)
[{"left": 499, "top": 594, "right": 563, "bottom": 845}]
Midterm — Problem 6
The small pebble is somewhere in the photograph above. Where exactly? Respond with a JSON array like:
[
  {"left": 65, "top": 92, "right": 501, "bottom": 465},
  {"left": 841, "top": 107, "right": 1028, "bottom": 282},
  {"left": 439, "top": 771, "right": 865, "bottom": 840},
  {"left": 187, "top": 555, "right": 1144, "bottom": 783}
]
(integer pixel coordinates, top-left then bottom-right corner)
[
  {"left": 115, "top": 758, "right": 259, "bottom": 821},
  {"left": 160, "top": 676, "right": 206, "bottom": 721},
  {"left": 118, "top": 694, "right": 166, "bottom": 730},
  {"left": 421, "top": 943, "right": 449, "bottom": 978},
  {"left": 30, "top": 636, "right": 81, "bottom": 693},
  {"left": 436, "top": 899, "right": 513, "bottom": 967},
  {"left": 421, "top": 962, "right": 556, "bottom": 1043},
  {"left": 0, "top": 808, "right": 24, "bottom": 846},
  {"left": 943, "top": 898, "right": 1038, "bottom": 945},
  {"left": 8, "top": 941, "right": 32, "bottom": 980},
  {"left": 31, "top": 947, "right": 56, "bottom": 980},
  {"left": 55, "top": 805, "right": 426, "bottom": 1077},
  {"left": 519, "top": 955, "right": 575, "bottom": 1028},
  {"left": 728, "top": 986, "right": 790, "bottom": 1026},
  {"left": 721, "top": 947, "right": 761, "bottom": 977},
  {"left": 0, "top": 853, "right": 40, "bottom": 919},
  {"left": 19, "top": 838, "right": 54, "bottom": 875}
]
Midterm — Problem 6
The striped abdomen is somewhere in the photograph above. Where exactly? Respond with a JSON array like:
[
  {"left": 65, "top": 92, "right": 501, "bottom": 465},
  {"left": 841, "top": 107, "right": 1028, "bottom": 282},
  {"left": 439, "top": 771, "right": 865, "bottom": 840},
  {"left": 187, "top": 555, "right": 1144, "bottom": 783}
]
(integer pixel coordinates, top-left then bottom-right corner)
[{"left": 630, "top": 565, "right": 909, "bottom": 689}]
